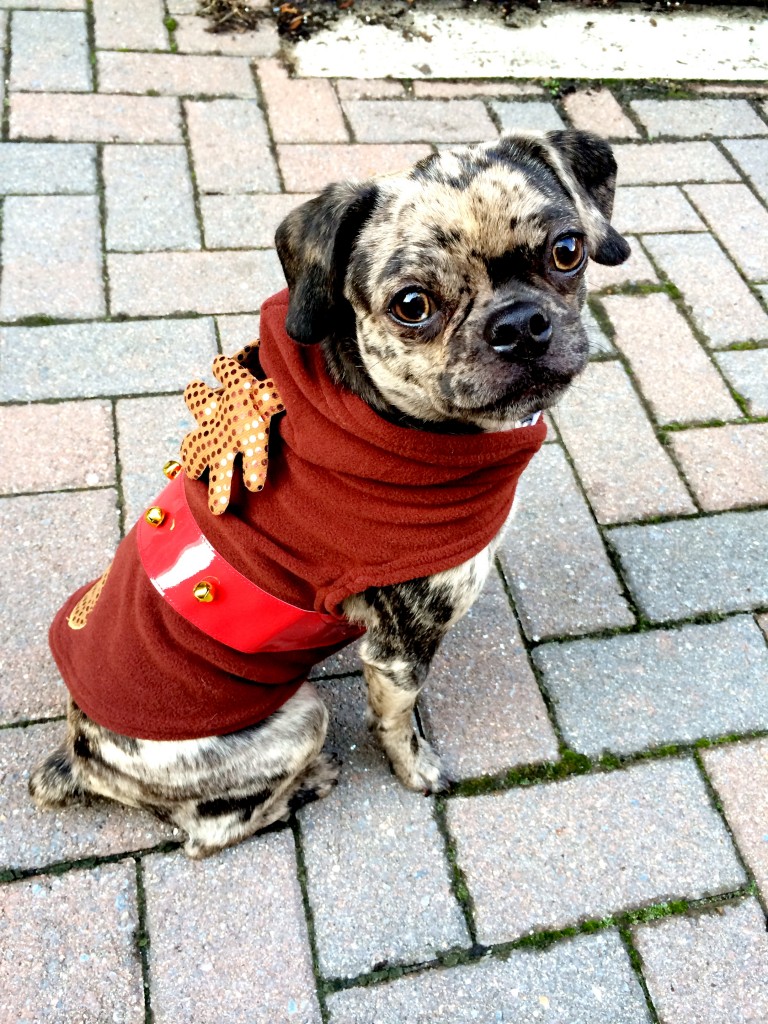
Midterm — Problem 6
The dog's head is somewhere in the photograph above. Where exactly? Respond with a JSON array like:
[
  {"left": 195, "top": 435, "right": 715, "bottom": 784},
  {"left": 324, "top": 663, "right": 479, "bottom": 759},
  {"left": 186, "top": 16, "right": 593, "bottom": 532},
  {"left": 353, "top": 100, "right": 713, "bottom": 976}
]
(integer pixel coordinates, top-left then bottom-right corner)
[{"left": 275, "top": 129, "right": 629, "bottom": 431}]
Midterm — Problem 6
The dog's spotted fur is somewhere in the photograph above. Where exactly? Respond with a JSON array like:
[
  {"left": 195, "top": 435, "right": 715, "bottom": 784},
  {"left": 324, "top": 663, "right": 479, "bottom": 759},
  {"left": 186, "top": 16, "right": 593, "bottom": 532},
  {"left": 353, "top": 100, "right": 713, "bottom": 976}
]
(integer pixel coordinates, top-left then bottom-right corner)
[{"left": 31, "top": 131, "right": 629, "bottom": 856}]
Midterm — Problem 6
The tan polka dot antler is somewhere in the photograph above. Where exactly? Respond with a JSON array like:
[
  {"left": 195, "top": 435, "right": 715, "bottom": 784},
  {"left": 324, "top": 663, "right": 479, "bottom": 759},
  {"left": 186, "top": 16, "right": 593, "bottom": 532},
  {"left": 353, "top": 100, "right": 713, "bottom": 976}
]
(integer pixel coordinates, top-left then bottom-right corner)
[{"left": 180, "top": 343, "right": 285, "bottom": 515}]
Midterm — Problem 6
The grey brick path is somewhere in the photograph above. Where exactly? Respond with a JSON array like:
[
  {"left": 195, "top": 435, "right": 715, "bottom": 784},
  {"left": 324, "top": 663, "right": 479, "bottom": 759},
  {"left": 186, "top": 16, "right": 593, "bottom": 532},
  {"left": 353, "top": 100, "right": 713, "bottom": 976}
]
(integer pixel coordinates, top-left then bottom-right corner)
[
  {"left": 448, "top": 759, "right": 745, "bottom": 944},
  {"left": 328, "top": 931, "right": 651, "bottom": 1024},
  {"left": 633, "top": 899, "right": 768, "bottom": 1024},
  {"left": 0, "top": 10, "right": 766, "bottom": 1023},
  {"left": 534, "top": 616, "right": 768, "bottom": 756}
]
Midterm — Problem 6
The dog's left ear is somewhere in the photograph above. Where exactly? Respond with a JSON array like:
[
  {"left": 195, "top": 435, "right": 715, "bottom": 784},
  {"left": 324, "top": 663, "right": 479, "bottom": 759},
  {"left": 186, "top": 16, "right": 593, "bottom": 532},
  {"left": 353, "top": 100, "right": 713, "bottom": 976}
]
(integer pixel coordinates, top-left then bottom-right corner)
[
  {"left": 275, "top": 182, "right": 379, "bottom": 344},
  {"left": 543, "top": 129, "right": 630, "bottom": 267}
]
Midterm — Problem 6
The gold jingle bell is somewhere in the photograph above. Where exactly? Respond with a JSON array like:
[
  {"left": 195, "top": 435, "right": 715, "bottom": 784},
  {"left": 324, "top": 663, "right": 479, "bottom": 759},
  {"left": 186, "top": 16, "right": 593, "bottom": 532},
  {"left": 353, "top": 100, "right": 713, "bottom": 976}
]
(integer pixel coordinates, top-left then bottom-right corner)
[
  {"left": 163, "top": 460, "right": 182, "bottom": 480},
  {"left": 144, "top": 506, "right": 166, "bottom": 527},
  {"left": 193, "top": 580, "right": 215, "bottom": 603}
]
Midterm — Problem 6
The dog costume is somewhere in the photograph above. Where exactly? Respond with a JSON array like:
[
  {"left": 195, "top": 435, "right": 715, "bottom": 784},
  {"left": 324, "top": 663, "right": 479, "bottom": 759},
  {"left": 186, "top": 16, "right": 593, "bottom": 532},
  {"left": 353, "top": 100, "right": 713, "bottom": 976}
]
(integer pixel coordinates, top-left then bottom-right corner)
[{"left": 49, "top": 290, "right": 546, "bottom": 741}]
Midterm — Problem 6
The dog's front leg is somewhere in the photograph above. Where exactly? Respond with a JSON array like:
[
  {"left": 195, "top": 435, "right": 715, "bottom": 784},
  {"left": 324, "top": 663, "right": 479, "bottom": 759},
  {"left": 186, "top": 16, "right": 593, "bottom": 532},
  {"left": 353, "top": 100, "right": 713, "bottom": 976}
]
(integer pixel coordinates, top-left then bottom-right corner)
[
  {"left": 363, "top": 648, "right": 445, "bottom": 792},
  {"left": 348, "top": 557, "right": 491, "bottom": 793}
]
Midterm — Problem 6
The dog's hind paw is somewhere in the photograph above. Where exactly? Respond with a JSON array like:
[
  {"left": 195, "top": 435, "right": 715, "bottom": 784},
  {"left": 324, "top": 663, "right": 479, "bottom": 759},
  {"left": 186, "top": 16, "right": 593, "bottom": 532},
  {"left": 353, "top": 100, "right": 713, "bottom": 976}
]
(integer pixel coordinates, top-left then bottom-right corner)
[
  {"left": 289, "top": 751, "right": 341, "bottom": 812},
  {"left": 29, "top": 747, "right": 83, "bottom": 809}
]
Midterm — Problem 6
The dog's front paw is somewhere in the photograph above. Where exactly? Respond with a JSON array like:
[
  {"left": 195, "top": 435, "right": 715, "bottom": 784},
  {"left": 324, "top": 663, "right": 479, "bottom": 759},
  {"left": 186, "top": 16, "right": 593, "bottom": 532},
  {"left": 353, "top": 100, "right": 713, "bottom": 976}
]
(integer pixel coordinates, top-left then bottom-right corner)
[{"left": 392, "top": 734, "right": 450, "bottom": 794}]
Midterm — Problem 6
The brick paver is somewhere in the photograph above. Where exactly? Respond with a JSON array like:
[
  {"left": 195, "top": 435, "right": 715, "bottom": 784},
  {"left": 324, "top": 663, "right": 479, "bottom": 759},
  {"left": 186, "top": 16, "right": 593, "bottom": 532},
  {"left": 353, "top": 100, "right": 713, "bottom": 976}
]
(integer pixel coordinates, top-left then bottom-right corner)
[
  {"left": 108, "top": 250, "right": 285, "bottom": 315},
  {"left": 259, "top": 59, "right": 347, "bottom": 143},
  {"left": 613, "top": 142, "right": 739, "bottom": 185},
  {"left": 489, "top": 100, "right": 565, "bottom": 132},
  {"left": 703, "top": 738, "right": 768, "bottom": 895},
  {"left": 216, "top": 312, "right": 261, "bottom": 353},
  {"left": 0, "top": 863, "right": 145, "bottom": 1023},
  {"left": 103, "top": 144, "right": 200, "bottom": 252},
  {"left": 0, "top": 194, "right": 104, "bottom": 320},
  {"left": 10, "top": 10, "right": 91, "bottom": 92},
  {"left": 669, "top": 423, "right": 768, "bottom": 511},
  {"left": 534, "top": 616, "right": 768, "bottom": 756},
  {"left": 144, "top": 835, "right": 322, "bottom": 1024},
  {"left": 97, "top": 51, "right": 257, "bottom": 98},
  {"left": 448, "top": 758, "right": 745, "bottom": 945},
  {"left": 277, "top": 143, "right": 433, "bottom": 191},
  {"left": 336, "top": 79, "right": 406, "bottom": 99},
  {"left": 343, "top": 99, "right": 497, "bottom": 143},
  {"left": 0, "top": 490, "right": 118, "bottom": 722},
  {"left": 0, "top": 399, "right": 114, "bottom": 495},
  {"left": 633, "top": 899, "right": 768, "bottom": 1024},
  {"left": 612, "top": 185, "right": 704, "bottom": 235},
  {"left": 93, "top": 0, "right": 167, "bottom": 50},
  {"left": 200, "top": 192, "right": 311, "bottom": 249},
  {"left": 301, "top": 680, "right": 469, "bottom": 978},
  {"left": 609, "top": 511, "right": 768, "bottom": 621},
  {"left": 412, "top": 80, "right": 544, "bottom": 98},
  {"left": 724, "top": 138, "right": 768, "bottom": 203},
  {"left": 420, "top": 571, "right": 559, "bottom": 779},
  {"left": 643, "top": 232, "right": 768, "bottom": 346},
  {"left": 715, "top": 347, "right": 768, "bottom": 416},
  {"left": 499, "top": 444, "right": 635, "bottom": 640},
  {"left": 184, "top": 98, "right": 279, "bottom": 193},
  {"left": 0, "top": 721, "right": 174, "bottom": 869},
  {"left": 586, "top": 243, "right": 658, "bottom": 291},
  {"left": 0, "top": 141, "right": 95, "bottom": 192},
  {"left": 172, "top": 13, "right": 278, "bottom": 56},
  {"left": 328, "top": 931, "right": 651, "bottom": 1024},
  {"left": 552, "top": 360, "right": 696, "bottom": 523},
  {"left": 0, "top": 319, "right": 217, "bottom": 401},
  {"left": 630, "top": 99, "right": 768, "bottom": 139},
  {"left": 1, "top": 12, "right": 767, "bottom": 1022},
  {"left": 10, "top": 92, "right": 182, "bottom": 143},
  {"left": 115, "top": 394, "right": 193, "bottom": 525},
  {"left": 601, "top": 293, "right": 740, "bottom": 424},
  {"left": 562, "top": 88, "right": 640, "bottom": 138},
  {"left": 685, "top": 183, "right": 768, "bottom": 281}
]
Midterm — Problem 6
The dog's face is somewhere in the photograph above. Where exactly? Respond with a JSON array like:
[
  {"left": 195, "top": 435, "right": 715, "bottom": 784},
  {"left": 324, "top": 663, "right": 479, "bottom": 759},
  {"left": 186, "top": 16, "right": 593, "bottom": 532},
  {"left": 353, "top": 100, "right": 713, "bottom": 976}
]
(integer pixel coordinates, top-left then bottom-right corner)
[{"left": 276, "top": 130, "right": 630, "bottom": 430}]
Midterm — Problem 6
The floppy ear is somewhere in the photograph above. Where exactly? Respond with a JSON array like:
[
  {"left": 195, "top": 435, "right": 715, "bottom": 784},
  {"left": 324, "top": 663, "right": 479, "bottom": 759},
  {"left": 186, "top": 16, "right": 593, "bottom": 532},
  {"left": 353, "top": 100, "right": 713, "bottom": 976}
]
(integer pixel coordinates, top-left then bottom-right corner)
[
  {"left": 275, "top": 182, "right": 379, "bottom": 344},
  {"left": 543, "top": 129, "right": 630, "bottom": 266}
]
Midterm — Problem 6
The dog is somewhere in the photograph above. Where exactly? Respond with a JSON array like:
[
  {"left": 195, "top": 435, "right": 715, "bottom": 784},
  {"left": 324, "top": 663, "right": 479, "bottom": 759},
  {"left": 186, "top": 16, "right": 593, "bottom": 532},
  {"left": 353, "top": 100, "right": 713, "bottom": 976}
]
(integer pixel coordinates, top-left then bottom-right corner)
[{"left": 30, "top": 130, "right": 629, "bottom": 858}]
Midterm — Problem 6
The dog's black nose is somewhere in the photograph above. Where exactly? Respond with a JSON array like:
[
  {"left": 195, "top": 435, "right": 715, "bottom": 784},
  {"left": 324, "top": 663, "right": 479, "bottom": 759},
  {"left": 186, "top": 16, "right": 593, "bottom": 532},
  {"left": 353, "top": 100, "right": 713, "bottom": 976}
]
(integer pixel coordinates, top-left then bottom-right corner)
[{"left": 485, "top": 302, "right": 552, "bottom": 359}]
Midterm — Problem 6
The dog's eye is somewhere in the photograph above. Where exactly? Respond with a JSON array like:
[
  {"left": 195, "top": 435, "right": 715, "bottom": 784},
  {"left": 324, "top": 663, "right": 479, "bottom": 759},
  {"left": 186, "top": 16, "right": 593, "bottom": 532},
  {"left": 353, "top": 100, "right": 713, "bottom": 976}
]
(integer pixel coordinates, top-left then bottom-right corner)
[
  {"left": 389, "top": 289, "right": 436, "bottom": 326},
  {"left": 551, "top": 235, "right": 585, "bottom": 272}
]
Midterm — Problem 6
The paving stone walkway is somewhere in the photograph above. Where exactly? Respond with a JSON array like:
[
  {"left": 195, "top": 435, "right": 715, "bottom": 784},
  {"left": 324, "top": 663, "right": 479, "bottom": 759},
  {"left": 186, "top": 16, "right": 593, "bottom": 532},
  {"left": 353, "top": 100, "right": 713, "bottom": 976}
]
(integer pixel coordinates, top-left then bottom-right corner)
[{"left": 1, "top": 4, "right": 767, "bottom": 1023}]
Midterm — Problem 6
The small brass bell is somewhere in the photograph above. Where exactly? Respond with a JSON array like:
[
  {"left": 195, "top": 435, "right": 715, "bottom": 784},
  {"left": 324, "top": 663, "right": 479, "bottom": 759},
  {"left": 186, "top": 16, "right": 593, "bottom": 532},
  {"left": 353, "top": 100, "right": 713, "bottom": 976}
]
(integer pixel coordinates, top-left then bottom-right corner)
[
  {"left": 193, "top": 580, "right": 215, "bottom": 603},
  {"left": 145, "top": 506, "right": 165, "bottom": 527},
  {"left": 163, "top": 460, "right": 182, "bottom": 480}
]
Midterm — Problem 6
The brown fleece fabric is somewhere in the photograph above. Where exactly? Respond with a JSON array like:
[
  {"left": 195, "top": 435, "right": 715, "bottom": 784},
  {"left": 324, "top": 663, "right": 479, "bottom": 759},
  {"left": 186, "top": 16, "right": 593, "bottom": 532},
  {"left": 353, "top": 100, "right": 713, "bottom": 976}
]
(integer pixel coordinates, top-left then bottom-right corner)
[{"left": 49, "top": 290, "right": 546, "bottom": 741}]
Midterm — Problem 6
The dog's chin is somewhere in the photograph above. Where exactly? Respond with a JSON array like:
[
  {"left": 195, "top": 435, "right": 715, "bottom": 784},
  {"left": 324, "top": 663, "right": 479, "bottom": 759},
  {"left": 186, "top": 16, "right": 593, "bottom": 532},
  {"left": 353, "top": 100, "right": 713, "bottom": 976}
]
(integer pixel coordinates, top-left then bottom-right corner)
[{"left": 434, "top": 369, "right": 579, "bottom": 427}]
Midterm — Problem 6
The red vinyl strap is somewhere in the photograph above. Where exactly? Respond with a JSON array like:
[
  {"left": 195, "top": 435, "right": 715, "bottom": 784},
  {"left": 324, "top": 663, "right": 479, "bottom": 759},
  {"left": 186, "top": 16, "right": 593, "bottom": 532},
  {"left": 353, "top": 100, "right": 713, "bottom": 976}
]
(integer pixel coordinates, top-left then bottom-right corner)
[{"left": 136, "top": 473, "right": 363, "bottom": 654}]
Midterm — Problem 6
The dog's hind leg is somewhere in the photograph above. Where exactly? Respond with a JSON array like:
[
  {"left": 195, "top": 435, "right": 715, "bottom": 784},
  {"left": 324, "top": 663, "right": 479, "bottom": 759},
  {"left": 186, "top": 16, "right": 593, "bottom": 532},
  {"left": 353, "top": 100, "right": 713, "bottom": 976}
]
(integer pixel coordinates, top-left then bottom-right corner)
[
  {"left": 177, "top": 749, "right": 340, "bottom": 860},
  {"left": 29, "top": 683, "right": 338, "bottom": 858},
  {"left": 172, "top": 688, "right": 338, "bottom": 859}
]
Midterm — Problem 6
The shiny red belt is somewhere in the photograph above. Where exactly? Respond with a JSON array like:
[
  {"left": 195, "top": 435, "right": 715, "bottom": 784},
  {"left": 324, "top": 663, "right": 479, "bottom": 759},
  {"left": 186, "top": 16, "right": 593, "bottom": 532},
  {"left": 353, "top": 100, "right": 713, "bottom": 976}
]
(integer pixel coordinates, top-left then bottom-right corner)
[{"left": 136, "top": 472, "right": 364, "bottom": 654}]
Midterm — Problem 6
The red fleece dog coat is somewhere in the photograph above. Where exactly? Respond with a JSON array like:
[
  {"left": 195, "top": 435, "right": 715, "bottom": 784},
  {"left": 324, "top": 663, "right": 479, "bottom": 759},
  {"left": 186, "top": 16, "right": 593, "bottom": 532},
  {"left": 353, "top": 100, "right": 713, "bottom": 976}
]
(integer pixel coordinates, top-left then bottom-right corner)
[{"left": 49, "top": 291, "right": 546, "bottom": 741}]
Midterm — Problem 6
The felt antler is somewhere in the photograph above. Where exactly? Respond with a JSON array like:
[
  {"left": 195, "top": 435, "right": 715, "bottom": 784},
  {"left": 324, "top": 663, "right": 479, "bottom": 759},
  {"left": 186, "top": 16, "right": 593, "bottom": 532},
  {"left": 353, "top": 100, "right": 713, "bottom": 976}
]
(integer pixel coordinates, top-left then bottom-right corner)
[{"left": 181, "top": 343, "right": 285, "bottom": 515}]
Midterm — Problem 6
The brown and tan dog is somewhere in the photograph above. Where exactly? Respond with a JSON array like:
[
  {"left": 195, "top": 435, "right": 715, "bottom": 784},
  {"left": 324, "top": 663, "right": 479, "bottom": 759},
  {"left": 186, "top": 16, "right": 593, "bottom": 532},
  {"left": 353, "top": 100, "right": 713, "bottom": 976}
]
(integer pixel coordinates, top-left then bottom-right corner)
[{"left": 30, "top": 130, "right": 629, "bottom": 858}]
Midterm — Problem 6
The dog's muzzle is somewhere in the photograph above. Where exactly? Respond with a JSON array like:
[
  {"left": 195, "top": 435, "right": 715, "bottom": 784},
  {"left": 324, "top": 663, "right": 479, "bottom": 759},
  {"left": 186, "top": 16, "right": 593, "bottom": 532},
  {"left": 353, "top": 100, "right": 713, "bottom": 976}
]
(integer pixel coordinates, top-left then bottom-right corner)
[{"left": 485, "top": 302, "right": 553, "bottom": 361}]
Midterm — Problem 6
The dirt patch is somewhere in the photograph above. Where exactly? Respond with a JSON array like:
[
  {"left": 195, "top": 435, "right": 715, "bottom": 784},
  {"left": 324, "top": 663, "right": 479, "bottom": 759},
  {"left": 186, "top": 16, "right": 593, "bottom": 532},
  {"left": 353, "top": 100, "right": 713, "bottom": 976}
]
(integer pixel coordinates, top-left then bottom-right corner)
[{"left": 198, "top": 0, "right": 762, "bottom": 41}]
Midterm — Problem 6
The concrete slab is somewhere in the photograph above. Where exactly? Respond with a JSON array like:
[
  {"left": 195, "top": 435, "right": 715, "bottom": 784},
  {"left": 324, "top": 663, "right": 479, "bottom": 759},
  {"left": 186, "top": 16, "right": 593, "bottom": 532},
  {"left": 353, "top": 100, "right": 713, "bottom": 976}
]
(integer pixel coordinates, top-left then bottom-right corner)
[{"left": 290, "top": 4, "right": 767, "bottom": 82}]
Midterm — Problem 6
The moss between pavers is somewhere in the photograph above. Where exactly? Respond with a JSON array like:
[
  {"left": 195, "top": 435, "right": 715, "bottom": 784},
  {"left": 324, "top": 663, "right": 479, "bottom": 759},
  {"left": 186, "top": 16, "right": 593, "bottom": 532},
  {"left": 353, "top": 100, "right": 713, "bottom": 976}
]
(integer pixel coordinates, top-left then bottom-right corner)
[
  {"left": 448, "top": 729, "right": 768, "bottom": 801},
  {"left": 320, "top": 889, "right": 757, "bottom": 1000}
]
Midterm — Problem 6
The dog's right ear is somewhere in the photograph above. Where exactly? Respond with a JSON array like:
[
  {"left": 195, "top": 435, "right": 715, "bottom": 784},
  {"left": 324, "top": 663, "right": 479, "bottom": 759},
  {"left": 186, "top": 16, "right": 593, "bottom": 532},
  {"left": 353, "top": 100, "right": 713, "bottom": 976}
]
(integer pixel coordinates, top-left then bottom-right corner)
[{"left": 275, "top": 182, "right": 379, "bottom": 345}]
